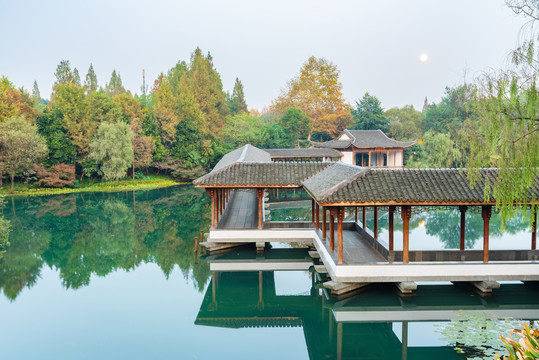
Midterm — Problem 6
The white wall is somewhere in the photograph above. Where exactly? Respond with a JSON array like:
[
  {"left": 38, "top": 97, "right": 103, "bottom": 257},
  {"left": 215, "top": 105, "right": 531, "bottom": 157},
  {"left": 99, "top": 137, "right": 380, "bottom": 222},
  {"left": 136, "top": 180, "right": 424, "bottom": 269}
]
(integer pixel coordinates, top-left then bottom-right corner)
[{"left": 342, "top": 151, "right": 354, "bottom": 164}]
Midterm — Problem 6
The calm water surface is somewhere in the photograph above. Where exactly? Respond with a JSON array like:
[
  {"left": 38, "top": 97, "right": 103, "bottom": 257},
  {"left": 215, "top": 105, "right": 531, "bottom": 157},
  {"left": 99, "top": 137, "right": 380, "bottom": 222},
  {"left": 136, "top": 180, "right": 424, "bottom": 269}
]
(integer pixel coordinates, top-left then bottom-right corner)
[{"left": 0, "top": 186, "right": 537, "bottom": 360}]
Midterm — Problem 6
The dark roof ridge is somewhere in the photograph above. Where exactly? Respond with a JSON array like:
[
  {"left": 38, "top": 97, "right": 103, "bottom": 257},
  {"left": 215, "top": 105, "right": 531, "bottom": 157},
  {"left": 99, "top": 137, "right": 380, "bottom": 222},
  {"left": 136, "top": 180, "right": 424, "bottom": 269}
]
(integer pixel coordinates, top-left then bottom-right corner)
[
  {"left": 316, "top": 163, "right": 371, "bottom": 201},
  {"left": 193, "top": 161, "right": 238, "bottom": 185},
  {"left": 343, "top": 129, "right": 357, "bottom": 142}
]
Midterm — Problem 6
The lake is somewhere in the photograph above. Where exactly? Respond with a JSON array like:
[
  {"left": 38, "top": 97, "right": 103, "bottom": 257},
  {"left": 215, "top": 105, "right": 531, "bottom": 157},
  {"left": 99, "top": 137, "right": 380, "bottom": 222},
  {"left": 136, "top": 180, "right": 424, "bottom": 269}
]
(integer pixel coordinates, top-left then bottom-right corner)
[{"left": 0, "top": 186, "right": 537, "bottom": 359}]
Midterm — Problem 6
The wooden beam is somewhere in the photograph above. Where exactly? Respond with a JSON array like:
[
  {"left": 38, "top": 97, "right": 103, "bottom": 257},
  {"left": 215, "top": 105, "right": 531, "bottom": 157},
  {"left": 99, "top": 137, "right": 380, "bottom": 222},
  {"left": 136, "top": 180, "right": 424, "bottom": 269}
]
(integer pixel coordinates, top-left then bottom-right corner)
[
  {"left": 482, "top": 205, "right": 492, "bottom": 263},
  {"left": 532, "top": 209, "right": 537, "bottom": 250},
  {"left": 373, "top": 206, "right": 379, "bottom": 239},
  {"left": 315, "top": 202, "right": 320, "bottom": 230},
  {"left": 362, "top": 206, "right": 366, "bottom": 229},
  {"left": 322, "top": 206, "right": 327, "bottom": 240},
  {"left": 329, "top": 211, "right": 335, "bottom": 251},
  {"left": 389, "top": 205, "right": 395, "bottom": 251},
  {"left": 257, "top": 188, "right": 264, "bottom": 230},
  {"left": 401, "top": 205, "right": 411, "bottom": 264},
  {"left": 459, "top": 205, "right": 467, "bottom": 251},
  {"left": 337, "top": 207, "right": 344, "bottom": 265}
]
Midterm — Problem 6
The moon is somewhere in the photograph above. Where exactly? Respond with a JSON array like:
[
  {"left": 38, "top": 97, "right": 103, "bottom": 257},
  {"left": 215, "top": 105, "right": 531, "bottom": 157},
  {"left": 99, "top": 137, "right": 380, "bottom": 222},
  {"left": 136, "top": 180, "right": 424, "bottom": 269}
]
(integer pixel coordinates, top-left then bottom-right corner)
[{"left": 419, "top": 53, "right": 428, "bottom": 62}]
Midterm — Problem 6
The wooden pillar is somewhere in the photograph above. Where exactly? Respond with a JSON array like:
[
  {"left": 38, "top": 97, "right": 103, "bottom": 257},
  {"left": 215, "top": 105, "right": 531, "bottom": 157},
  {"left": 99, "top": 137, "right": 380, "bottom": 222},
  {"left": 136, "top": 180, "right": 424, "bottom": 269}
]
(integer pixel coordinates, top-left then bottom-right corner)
[
  {"left": 322, "top": 206, "right": 327, "bottom": 240},
  {"left": 362, "top": 206, "right": 366, "bottom": 229},
  {"left": 401, "top": 205, "right": 411, "bottom": 264},
  {"left": 216, "top": 189, "right": 220, "bottom": 224},
  {"left": 315, "top": 202, "right": 320, "bottom": 230},
  {"left": 386, "top": 150, "right": 389, "bottom": 167},
  {"left": 373, "top": 206, "right": 379, "bottom": 239},
  {"left": 532, "top": 209, "right": 537, "bottom": 250},
  {"left": 368, "top": 151, "right": 371, "bottom": 167},
  {"left": 338, "top": 207, "right": 344, "bottom": 265},
  {"left": 311, "top": 199, "right": 315, "bottom": 223},
  {"left": 389, "top": 206, "right": 395, "bottom": 251},
  {"left": 257, "top": 188, "right": 264, "bottom": 230},
  {"left": 354, "top": 207, "right": 358, "bottom": 223},
  {"left": 459, "top": 206, "right": 467, "bottom": 251},
  {"left": 329, "top": 210, "right": 335, "bottom": 251},
  {"left": 482, "top": 205, "right": 492, "bottom": 263},
  {"left": 207, "top": 189, "right": 216, "bottom": 229}
]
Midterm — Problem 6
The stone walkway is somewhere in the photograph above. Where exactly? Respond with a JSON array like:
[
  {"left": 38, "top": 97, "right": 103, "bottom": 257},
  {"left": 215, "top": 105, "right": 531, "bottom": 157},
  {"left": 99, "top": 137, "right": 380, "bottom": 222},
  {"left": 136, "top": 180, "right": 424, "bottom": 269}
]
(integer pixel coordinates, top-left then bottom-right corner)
[{"left": 217, "top": 190, "right": 258, "bottom": 229}]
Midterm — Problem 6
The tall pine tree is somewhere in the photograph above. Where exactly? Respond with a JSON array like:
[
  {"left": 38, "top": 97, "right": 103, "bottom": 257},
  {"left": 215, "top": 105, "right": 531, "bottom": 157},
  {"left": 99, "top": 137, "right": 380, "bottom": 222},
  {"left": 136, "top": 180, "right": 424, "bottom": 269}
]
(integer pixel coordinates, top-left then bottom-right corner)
[
  {"left": 84, "top": 64, "right": 98, "bottom": 94},
  {"left": 227, "top": 78, "right": 248, "bottom": 115}
]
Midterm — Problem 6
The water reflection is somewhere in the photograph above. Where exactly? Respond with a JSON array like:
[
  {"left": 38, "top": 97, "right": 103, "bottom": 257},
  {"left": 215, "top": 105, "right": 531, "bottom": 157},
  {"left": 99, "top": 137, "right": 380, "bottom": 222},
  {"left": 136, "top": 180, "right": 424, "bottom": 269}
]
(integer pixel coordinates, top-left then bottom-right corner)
[
  {"left": 0, "top": 186, "right": 211, "bottom": 300},
  {"left": 198, "top": 248, "right": 539, "bottom": 359}
]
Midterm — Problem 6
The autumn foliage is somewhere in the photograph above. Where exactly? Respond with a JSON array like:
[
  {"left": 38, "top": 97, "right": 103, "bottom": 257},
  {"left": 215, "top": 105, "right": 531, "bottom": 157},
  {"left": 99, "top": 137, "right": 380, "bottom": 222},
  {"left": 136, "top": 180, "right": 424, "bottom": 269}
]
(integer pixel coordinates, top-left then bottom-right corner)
[{"left": 34, "top": 163, "right": 76, "bottom": 188}]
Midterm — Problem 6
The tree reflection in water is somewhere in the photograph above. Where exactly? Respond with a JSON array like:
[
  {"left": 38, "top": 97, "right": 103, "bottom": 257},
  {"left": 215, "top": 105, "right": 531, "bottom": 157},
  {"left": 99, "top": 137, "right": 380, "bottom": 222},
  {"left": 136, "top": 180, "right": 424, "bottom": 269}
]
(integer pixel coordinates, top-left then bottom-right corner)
[{"left": 0, "top": 185, "right": 211, "bottom": 300}]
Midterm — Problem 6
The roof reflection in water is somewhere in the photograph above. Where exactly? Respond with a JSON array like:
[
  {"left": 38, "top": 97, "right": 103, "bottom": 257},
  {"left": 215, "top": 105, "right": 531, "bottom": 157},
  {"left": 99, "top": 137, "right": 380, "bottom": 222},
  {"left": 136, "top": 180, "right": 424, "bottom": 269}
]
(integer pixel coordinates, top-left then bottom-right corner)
[{"left": 197, "top": 247, "right": 539, "bottom": 360}]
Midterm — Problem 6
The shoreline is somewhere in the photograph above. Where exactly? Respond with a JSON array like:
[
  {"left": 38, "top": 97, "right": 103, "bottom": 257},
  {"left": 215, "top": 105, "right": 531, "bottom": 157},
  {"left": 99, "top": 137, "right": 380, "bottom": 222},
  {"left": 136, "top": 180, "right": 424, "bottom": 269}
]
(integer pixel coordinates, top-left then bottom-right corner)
[{"left": 0, "top": 176, "right": 185, "bottom": 197}]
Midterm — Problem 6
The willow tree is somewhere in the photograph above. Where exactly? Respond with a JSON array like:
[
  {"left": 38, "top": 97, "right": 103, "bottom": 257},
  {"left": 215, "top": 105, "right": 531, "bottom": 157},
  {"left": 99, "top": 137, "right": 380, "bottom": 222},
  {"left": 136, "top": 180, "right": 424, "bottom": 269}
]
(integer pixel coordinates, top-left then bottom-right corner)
[
  {"left": 467, "top": 0, "right": 539, "bottom": 225},
  {"left": 89, "top": 122, "right": 134, "bottom": 180},
  {"left": 271, "top": 56, "right": 350, "bottom": 140}
]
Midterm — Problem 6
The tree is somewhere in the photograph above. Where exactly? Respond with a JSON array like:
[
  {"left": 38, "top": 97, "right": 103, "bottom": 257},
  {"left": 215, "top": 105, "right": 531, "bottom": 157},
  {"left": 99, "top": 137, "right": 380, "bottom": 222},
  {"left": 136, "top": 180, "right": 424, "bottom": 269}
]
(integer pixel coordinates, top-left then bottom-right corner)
[
  {"left": 31, "top": 81, "right": 41, "bottom": 104},
  {"left": 0, "top": 117, "right": 48, "bottom": 193},
  {"left": 105, "top": 70, "right": 126, "bottom": 96},
  {"left": 227, "top": 78, "right": 248, "bottom": 115},
  {"left": 386, "top": 105, "right": 425, "bottom": 140},
  {"left": 350, "top": 93, "right": 390, "bottom": 132},
  {"left": 54, "top": 60, "right": 75, "bottom": 86},
  {"left": 277, "top": 107, "right": 311, "bottom": 147},
  {"left": 466, "top": 0, "right": 539, "bottom": 224},
  {"left": 36, "top": 108, "right": 76, "bottom": 165},
  {"left": 221, "top": 113, "right": 265, "bottom": 148},
  {"left": 84, "top": 64, "right": 98, "bottom": 94},
  {"left": 129, "top": 118, "right": 155, "bottom": 178},
  {"left": 73, "top": 68, "right": 81, "bottom": 86},
  {"left": 425, "top": 84, "right": 476, "bottom": 136},
  {"left": 421, "top": 130, "right": 460, "bottom": 168},
  {"left": 271, "top": 56, "right": 350, "bottom": 140},
  {"left": 88, "top": 122, "right": 134, "bottom": 180},
  {"left": 0, "top": 77, "right": 39, "bottom": 123}
]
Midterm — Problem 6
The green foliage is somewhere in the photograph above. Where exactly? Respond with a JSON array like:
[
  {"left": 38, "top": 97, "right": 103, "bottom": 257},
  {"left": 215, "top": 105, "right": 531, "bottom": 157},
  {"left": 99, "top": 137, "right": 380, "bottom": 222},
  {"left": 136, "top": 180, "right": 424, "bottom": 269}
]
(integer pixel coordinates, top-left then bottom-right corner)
[
  {"left": 227, "top": 77, "right": 248, "bottom": 115},
  {"left": 386, "top": 105, "right": 425, "bottom": 140},
  {"left": 221, "top": 113, "right": 265, "bottom": 148},
  {"left": 409, "top": 130, "right": 460, "bottom": 168},
  {"left": 350, "top": 92, "right": 389, "bottom": 132},
  {"left": 54, "top": 60, "right": 76, "bottom": 86},
  {"left": 84, "top": 63, "right": 98, "bottom": 94},
  {"left": 437, "top": 311, "right": 522, "bottom": 359},
  {"left": 36, "top": 108, "right": 76, "bottom": 165},
  {"left": 496, "top": 322, "right": 539, "bottom": 360},
  {"left": 425, "top": 84, "right": 476, "bottom": 136},
  {"left": 89, "top": 122, "right": 134, "bottom": 180},
  {"left": 0, "top": 117, "right": 49, "bottom": 193},
  {"left": 0, "top": 195, "right": 10, "bottom": 257},
  {"left": 105, "top": 70, "right": 126, "bottom": 96},
  {"left": 277, "top": 107, "right": 311, "bottom": 147}
]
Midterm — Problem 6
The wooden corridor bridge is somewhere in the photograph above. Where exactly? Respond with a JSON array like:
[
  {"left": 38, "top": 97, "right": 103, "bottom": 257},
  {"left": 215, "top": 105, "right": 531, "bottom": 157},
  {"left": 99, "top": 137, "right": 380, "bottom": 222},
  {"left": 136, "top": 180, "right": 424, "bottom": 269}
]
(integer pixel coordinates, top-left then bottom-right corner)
[{"left": 194, "top": 144, "right": 539, "bottom": 295}]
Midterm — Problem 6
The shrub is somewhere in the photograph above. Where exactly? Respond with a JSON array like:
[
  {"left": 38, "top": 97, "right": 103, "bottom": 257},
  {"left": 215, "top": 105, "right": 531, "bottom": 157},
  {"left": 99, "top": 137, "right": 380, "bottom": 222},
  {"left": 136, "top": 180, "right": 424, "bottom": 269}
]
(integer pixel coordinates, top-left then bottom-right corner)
[
  {"left": 496, "top": 322, "right": 539, "bottom": 360},
  {"left": 34, "top": 163, "right": 76, "bottom": 188}
]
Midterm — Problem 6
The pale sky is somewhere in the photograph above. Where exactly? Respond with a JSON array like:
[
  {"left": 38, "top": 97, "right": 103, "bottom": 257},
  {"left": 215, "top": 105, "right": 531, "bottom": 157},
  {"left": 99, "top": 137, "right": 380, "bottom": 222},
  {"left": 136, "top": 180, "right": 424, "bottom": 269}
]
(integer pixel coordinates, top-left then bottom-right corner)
[{"left": 0, "top": 0, "right": 529, "bottom": 111}]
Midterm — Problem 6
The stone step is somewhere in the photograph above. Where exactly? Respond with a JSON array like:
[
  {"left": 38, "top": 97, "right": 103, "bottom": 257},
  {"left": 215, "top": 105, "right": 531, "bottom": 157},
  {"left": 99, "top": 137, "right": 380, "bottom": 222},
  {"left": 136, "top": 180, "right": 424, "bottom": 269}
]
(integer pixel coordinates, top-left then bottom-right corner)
[
  {"left": 396, "top": 281, "right": 417, "bottom": 294},
  {"left": 314, "top": 265, "right": 328, "bottom": 274},
  {"left": 472, "top": 280, "right": 500, "bottom": 293},
  {"left": 201, "top": 242, "right": 246, "bottom": 254},
  {"left": 308, "top": 251, "right": 320, "bottom": 259}
]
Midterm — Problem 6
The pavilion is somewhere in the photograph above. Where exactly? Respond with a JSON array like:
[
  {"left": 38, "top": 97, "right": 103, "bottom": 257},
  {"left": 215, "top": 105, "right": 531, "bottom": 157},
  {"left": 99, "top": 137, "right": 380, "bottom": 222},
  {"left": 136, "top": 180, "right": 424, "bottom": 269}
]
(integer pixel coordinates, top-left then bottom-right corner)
[
  {"left": 312, "top": 129, "right": 415, "bottom": 167},
  {"left": 193, "top": 144, "right": 539, "bottom": 290}
]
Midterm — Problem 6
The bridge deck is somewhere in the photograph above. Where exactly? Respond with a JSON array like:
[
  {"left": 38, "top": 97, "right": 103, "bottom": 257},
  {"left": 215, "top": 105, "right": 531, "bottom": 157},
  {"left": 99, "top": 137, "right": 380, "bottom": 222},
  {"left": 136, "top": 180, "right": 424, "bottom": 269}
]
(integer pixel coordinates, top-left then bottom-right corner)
[
  {"left": 218, "top": 190, "right": 258, "bottom": 229},
  {"left": 318, "top": 230, "right": 386, "bottom": 264}
]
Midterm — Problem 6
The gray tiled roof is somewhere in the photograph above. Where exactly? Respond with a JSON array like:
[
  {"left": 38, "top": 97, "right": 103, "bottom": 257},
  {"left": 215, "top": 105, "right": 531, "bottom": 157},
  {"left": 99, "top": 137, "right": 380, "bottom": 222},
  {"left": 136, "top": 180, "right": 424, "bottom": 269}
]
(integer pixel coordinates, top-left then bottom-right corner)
[
  {"left": 302, "top": 163, "right": 368, "bottom": 200},
  {"left": 305, "top": 167, "right": 539, "bottom": 205},
  {"left": 213, "top": 144, "right": 271, "bottom": 171},
  {"left": 313, "top": 129, "right": 415, "bottom": 149},
  {"left": 194, "top": 162, "right": 332, "bottom": 187},
  {"left": 264, "top": 148, "right": 342, "bottom": 158}
]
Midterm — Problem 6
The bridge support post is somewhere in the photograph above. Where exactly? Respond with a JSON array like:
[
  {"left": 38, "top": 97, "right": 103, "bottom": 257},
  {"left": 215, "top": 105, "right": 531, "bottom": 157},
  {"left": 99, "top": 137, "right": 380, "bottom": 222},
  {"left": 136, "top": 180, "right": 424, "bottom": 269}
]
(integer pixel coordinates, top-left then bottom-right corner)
[
  {"left": 311, "top": 199, "right": 315, "bottom": 224},
  {"left": 354, "top": 207, "right": 358, "bottom": 223},
  {"left": 482, "top": 205, "right": 492, "bottom": 263},
  {"left": 459, "top": 205, "right": 467, "bottom": 251},
  {"left": 401, "top": 205, "right": 411, "bottom": 264},
  {"left": 389, "top": 206, "right": 395, "bottom": 251}
]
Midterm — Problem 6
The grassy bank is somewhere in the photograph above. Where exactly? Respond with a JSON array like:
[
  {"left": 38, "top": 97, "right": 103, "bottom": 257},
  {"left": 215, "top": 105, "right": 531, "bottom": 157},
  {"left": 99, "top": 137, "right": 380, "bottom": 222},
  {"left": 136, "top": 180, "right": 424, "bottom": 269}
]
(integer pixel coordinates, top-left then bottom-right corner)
[{"left": 0, "top": 175, "right": 183, "bottom": 197}]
